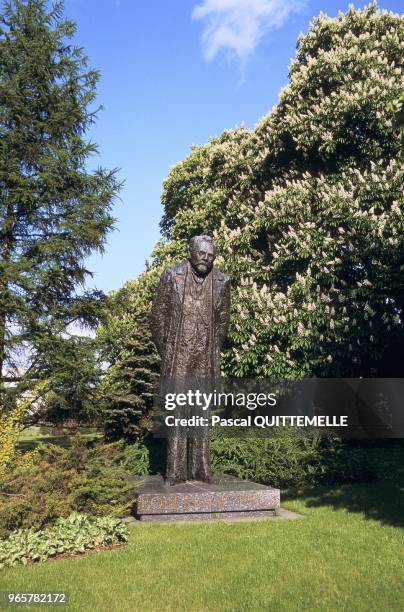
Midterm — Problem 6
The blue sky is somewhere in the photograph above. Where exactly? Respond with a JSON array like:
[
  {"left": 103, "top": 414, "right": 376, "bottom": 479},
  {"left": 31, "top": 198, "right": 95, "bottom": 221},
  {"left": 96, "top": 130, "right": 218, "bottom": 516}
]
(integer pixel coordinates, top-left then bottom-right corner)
[{"left": 62, "top": 0, "right": 402, "bottom": 294}]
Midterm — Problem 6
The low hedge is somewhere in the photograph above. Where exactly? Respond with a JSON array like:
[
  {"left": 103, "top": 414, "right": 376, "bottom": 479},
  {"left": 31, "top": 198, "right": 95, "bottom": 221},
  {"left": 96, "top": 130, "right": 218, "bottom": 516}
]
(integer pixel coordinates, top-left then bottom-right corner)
[
  {"left": 0, "top": 513, "right": 129, "bottom": 569},
  {"left": 210, "top": 433, "right": 375, "bottom": 488},
  {"left": 124, "top": 432, "right": 376, "bottom": 488}
]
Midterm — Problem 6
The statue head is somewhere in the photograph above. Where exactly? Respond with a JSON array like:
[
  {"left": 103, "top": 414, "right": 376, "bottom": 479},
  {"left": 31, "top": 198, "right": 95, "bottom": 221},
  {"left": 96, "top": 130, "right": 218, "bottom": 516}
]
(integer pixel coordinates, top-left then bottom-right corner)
[{"left": 188, "top": 235, "right": 216, "bottom": 277}]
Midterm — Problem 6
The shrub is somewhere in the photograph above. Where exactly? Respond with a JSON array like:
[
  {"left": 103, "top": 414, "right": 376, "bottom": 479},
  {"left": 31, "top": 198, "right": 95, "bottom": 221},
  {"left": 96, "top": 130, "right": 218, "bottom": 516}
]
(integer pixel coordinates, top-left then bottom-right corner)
[
  {"left": 0, "top": 513, "right": 128, "bottom": 569},
  {"left": 120, "top": 440, "right": 150, "bottom": 476},
  {"left": 211, "top": 433, "right": 375, "bottom": 488},
  {"left": 0, "top": 440, "right": 137, "bottom": 538},
  {"left": 0, "top": 383, "right": 46, "bottom": 479}
]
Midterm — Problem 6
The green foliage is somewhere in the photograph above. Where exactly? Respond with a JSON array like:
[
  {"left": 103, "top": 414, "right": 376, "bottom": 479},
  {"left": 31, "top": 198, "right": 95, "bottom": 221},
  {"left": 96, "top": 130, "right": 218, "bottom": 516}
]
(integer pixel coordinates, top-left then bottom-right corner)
[
  {"left": 60, "top": 435, "right": 374, "bottom": 490},
  {"left": 160, "top": 127, "right": 251, "bottom": 238},
  {"left": 96, "top": 241, "right": 184, "bottom": 375},
  {"left": 0, "top": 439, "right": 136, "bottom": 538},
  {"left": 387, "top": 91, "right": 404, "bottom": 129},
  {"left": 108, "top": 4, "right": 403, "bottom": 380},
  {"left": 0, "top": 512, "right": 128, "bottom": 569},
  {"left": 0, "top": 0, "right": 121, "bottom": 409},
  {"left": 0, "top": 382, "right": 46, "bottom": 477},
  {"left": 119, "top": 440, "right": 150, "bottom": 476},
  {"left": 168, "top": 4, "right": 404, "bottom": 378},
  {"left": 101, "top": 311, "right": 161, "bottom": 441},
  {"left": 36, "top": 335, "right": 103, "bottom": 426},
  {"left": 211, "top": 434, "right": 375, "bottom": 488}
]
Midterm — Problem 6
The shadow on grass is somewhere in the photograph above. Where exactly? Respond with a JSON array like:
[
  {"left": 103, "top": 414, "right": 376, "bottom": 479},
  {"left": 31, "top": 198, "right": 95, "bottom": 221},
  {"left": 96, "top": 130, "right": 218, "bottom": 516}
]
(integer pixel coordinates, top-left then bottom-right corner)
[
  {"left": 287, "top": 480, "right": 404, "bottom": 528},
  {"left": 285, "top": 446, "right": 404, "bottom": 528}
]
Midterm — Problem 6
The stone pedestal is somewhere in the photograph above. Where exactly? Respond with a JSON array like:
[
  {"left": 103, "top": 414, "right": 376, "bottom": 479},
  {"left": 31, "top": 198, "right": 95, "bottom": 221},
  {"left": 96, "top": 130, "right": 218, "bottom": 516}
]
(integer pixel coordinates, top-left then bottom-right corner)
[{"left": 134, "top": 474, "right": 280, "bottom": 522}]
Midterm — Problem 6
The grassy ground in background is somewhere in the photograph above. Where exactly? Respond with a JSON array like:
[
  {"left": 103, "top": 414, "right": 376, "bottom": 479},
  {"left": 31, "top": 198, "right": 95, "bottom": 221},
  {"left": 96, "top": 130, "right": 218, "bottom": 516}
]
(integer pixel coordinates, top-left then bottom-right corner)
[
  {"left": 1, "top": 474, "right": 403, "bottom": 612},
  {"left": 17, "top": 427, "right": 102, "bottom": 452}
]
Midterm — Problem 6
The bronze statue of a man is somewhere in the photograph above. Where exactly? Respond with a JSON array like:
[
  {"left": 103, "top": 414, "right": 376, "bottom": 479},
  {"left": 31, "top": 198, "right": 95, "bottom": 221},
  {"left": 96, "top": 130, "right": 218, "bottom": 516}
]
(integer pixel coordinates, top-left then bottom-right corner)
[{"left": 151, "top": 235, "right": 231, "bottom": 485}]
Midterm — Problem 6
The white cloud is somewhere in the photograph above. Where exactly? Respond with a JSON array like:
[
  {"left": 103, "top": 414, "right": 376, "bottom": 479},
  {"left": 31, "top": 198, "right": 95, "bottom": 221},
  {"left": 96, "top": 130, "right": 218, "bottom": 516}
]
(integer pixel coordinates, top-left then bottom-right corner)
[{"left": 192, "top": 0, "right": 306, "bottom": 62}]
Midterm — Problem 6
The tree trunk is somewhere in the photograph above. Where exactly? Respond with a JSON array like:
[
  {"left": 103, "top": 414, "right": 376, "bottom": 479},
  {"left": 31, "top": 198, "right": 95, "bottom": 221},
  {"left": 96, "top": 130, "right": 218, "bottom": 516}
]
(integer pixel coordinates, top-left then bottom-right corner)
[{"left": 0, "top": 205, "right": 13, "bottom": 384}]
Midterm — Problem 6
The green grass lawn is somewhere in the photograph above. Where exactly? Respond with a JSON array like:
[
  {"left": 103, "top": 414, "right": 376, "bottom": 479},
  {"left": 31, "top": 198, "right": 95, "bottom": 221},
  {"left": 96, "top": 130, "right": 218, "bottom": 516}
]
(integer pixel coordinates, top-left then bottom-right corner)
[
  {"left": 1, "top": 476, "right": 403, "bottom": 612},
  {"left": 17, "top": 427, "right": 102, "bottom": 452}
]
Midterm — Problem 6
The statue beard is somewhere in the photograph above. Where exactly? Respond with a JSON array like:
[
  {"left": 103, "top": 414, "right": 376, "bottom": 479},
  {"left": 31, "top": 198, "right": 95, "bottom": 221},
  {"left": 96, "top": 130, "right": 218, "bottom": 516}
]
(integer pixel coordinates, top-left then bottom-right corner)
[{"left": 189, "top": 258, "right": 212, "bottom": 278}]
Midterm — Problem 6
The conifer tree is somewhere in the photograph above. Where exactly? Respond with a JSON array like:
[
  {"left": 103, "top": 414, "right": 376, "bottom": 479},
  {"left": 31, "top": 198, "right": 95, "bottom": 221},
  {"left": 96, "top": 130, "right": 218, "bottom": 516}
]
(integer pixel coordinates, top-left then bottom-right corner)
[
  {"left": 0, "top": 0, "right": 120, "bottom": 407},
  {"left": 103, "top": 312, "right": 160, "bottom": 441}
]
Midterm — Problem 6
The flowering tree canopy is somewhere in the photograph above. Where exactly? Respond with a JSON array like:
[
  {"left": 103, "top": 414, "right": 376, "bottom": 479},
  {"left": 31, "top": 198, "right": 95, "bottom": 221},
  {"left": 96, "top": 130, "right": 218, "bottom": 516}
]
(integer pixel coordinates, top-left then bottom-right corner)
[{"left": 101, "top": 4, "right": 404, "bottom": 380}]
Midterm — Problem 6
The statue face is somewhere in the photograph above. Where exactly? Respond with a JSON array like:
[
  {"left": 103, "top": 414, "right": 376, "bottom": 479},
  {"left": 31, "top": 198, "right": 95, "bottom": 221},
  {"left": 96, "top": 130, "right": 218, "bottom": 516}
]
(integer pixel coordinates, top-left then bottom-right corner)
[{"left": 189, "top": 239, "right": 216, "bottom": 276}]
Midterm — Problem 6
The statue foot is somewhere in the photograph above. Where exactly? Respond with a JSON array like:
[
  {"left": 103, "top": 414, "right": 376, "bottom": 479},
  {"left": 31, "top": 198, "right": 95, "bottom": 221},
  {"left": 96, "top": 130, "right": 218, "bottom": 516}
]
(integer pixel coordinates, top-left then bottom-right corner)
[
  {"left": 165, "top": 477, "right": 186, "bottom": 486},
  {"left": 188, "top": 473, "right": 215, "bottom": 484},
  {"left": 201, "top": 475, "right": 215, "bottom": 484}
]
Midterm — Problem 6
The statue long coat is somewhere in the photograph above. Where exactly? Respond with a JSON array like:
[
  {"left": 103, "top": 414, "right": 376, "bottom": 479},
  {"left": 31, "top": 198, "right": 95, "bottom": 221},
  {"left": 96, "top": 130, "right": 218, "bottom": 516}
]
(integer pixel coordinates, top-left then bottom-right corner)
[{"left": 150, "top": 259, "right": 231, "bottom": 385}]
